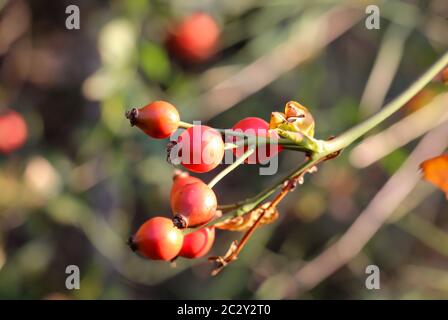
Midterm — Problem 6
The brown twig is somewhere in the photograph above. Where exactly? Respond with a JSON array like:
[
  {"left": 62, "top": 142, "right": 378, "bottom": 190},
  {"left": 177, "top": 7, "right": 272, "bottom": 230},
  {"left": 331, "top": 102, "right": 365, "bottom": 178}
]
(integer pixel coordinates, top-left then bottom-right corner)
[{"left": 209, "top": 172, "right": 306, "bottom": 275}]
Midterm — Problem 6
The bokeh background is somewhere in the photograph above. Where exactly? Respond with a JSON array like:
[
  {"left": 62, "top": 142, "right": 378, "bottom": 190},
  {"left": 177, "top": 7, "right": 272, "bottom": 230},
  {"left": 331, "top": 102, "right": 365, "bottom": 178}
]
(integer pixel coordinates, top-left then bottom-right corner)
[{"left": 0, "top": 0, "right": 448, "bottom": 299}]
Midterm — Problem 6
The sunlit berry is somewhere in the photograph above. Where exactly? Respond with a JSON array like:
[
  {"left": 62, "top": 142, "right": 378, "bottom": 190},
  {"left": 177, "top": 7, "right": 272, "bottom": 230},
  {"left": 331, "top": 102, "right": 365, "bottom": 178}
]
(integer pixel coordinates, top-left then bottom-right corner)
[
  {"left": 179, "top": 227, "right": 215, "bottom": 258},
  {"left": 129, "top": 217, "right": 184, "bottom": 261},
  {"left": 232, "top": 117, "right": 281, "bottom": 164},
  {"left": 177, "top": 125, "right": 224, "bottom": 173},
  {"left": 126, "top": 101, "right": 179, "bottom": 139},
  {"left": 171, "top": 181, "right": 217, "bottom": 228}
]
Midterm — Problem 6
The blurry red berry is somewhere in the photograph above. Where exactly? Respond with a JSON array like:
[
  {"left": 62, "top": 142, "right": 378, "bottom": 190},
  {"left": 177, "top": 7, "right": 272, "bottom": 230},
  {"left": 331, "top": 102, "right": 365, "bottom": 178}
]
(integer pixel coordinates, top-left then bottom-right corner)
[
  {"left": 129, "top": 217, "right": 183, "bottom": 261},
  {"left": 126, "top": 101, "right": 179, "bottom": 139},
  {"left": 167, "top": 12, "right": 219, "bottom": 62},
  {"left": 171, "top": 181, "right": 217, "bottom": 228},
  {"left": 442, "top": 67, "right": 448, "bottom": 84},
  {"left": 177, "top": 125, "right": 224, "bottom": 173},
  {"left": 0, "top": 111, "right": 27, "bottom": 154},
  {"left": 232, "top": 117, "right": 281, "bottom": 164},
  {"left": 179, "top": 227, "right": 215, "bottom": 258}
]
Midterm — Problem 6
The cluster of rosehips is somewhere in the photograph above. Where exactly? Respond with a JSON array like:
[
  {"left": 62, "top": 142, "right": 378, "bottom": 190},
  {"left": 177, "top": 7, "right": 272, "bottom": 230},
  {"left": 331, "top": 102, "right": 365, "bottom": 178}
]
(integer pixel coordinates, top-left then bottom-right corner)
[
  {"left": 0, "top": 110, "right": 28, "bottom": 154},
  {"left": 126, "top": 101, "right": 280, "bottom": 261},
  {"left": 124, "top": 58, "right": 448, "bottom": 265},
  {"left": 128, "top": 170, "right": 216, "bottom": 261}
]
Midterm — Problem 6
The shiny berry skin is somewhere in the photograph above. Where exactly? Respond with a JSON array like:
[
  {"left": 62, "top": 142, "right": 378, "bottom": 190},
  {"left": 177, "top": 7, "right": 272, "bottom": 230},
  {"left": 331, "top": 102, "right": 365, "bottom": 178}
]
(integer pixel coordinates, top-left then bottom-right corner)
[
  {"left": 170, "top": 171, "right": 202, "bottom": 206},
  {"left": 129, "top": 217, "right": 183, "bottom": 261},
  {"left": 177, "top": 125, "right": 224, "bottom": 173},
  {"left": 232, "top": 117, "right": 281, "bottom": 164},
  {"left": 126, "top": 101, "right": 179, "bottom": 139},
  {"left": 167, "top": 13, "right": 219, "bottom": 62},
  {"left": 171, "top": 181, "right": 217, "bottom": 228},
  {"left": 0, "top": 111, "right": 27, "bottom": 154},
  {"left": 179, "top": 227, "right": 215, "bottom": 258}
]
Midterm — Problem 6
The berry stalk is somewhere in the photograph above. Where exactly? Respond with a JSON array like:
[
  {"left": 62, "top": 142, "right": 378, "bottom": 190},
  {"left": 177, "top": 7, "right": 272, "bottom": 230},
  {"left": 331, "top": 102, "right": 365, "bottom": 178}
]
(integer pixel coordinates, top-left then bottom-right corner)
[
  {"left": 179, "top": 121, "right": 320, "bottom": 153},
  {"left": 327, "top": 50, "right": 448, "bottom": 152},
  {"left": 207, "top": 147, "right": 255, "bottom": 189},
  {"left": 188, "top": 50, "right": 448, "bottom": 233}
]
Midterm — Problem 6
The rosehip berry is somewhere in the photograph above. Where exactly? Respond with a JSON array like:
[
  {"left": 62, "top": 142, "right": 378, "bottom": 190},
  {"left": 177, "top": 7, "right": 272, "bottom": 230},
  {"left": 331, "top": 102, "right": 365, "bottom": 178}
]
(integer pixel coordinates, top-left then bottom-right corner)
[
  {"left": 167, "top": 12, "right": 219, "bottom": 62},
  {"left": 232, "top": 117, "right": 281, "bottom": 164},
  {"left": 170, "top": 171, "right": 202, "bottom": 203},
  {"left": 177, "top": 125, "right": 224, "bottom": 173},
  {"left": 128, "top": 217, "right": 183, "bottom": 261},
  {"left": 179, "top": 227, "right": 215, "bottom": 259},
  {"left": 126, "top": 101, "right": 180, "bottom": 139},
  {"left": 0, "top": 111, "right": 27, "bottom": 154},
  {"left": 171, "top": 181, "right": 217, "bottom": 229}
]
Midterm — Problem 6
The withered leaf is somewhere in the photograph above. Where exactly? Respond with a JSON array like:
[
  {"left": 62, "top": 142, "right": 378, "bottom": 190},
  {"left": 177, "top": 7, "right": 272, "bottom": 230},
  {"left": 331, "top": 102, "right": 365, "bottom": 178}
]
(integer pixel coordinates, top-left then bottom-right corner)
[
  {"left": 215, "top": 202, "right": 279, "bottom": 231},
  {"left": 420, "top": 154, "right": 448, "bottom": 198}
]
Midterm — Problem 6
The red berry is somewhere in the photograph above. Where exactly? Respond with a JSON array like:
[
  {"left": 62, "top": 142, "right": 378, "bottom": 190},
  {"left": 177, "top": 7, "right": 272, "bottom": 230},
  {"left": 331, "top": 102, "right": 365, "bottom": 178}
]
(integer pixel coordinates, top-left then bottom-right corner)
[
  {"left": 170, "top": 171, "right": 202, "bottom": 205},
  {"left": 179, "top": 227, "right": 215, "bottom": 258},
  {"left": 129, "top": 217, "right": 183, "bottom": 261},
  {"left": 232, "top": 117, "right": 281, "bottom": 164},
  {"left": 126, "top": 101, "right": 179, "bottom": 139},
  {"left": 171, "top": 181, "right": 217, "bottom": 228},
  {"left": 0, "top": 111, "right": 27, "bottom": 154},
  {"left": 167, "top": 12, "right": 219, "bottom": 62},
  {"left": 177, "top": 125, "right": 224, "bottom": 173}
]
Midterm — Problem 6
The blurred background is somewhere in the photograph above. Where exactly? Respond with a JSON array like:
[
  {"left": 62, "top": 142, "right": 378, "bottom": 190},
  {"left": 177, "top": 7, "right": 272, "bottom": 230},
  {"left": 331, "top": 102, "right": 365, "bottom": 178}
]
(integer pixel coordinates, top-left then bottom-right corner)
[{"left": 0, "top": 0, "right": 448, "bottom": 299}]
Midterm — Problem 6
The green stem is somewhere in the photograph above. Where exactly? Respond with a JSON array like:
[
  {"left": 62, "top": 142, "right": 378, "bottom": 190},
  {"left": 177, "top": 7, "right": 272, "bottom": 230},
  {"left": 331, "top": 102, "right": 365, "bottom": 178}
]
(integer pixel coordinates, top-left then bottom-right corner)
[
  {"left": 179, "top": 120, "right": 319, "bottom": 153},
  {"left": 184, "top": 157, "right": 317, "bottom": 234},
  {"left": 326, "top": 51, "right": 448, "bottom": 152},
  {"left": 191, "top": 50, "right": 448, "bottom": 231},
  {"left": 224, "top": 137, "right": 305, "bottom": 151},
  {"left": 207, "top": 148, "right": 255, "bottom": 189},
  {"left": 224, "top": 156, "right": 319, "bottom": 218},
  {"left": 179, "top": 121, "right": 249, "bottom": 138},
  {"left": 178, "top": 121, "right": 193, "bottom": 129}
]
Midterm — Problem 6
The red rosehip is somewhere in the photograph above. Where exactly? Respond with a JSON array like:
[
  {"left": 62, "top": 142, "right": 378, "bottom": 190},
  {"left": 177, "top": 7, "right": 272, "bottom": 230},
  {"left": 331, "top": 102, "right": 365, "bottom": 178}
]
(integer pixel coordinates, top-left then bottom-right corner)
[
  {"left": 126, "top": 101, "right": 179, "bottom": 139},
  {"left": 129, "top": 217, "right": 183, "bottom": 261},
  {"left": 171, "top": 181, "right": 217, "bottom": 229},
  {"left": 167, "top": 12, "right": 219, "bottom": 62},
  {"left": 170, "top": 171, "right": 202, "bottom": 205},
  {"left": 0, "top": 111, "right": 27, "bottom": 154},
  {"left": 177, "top": 125, "right": 224, "bottom": 173},
  {"left": 179, "top": 227, "right": 215, "bottom": 259},
  {"left": 232, "top": 117, "right": 281, "bottom": 164}
]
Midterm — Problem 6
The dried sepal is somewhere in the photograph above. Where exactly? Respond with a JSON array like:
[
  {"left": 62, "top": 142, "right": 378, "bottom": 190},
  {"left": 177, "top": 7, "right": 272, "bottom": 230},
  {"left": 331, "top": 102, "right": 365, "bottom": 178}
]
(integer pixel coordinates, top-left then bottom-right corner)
[{"left": 214, "top": 202, "right": 279, "bottom": 231}]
